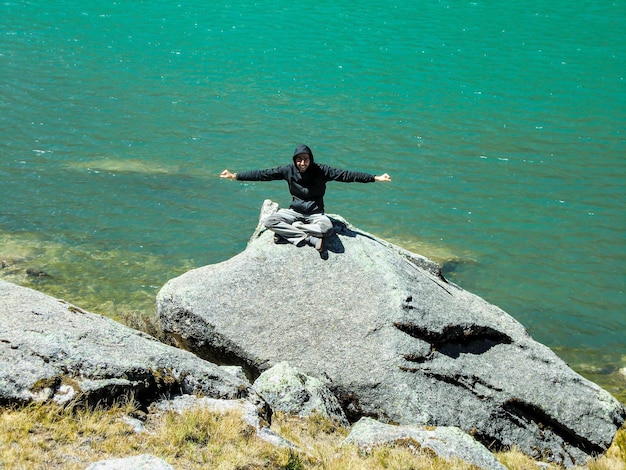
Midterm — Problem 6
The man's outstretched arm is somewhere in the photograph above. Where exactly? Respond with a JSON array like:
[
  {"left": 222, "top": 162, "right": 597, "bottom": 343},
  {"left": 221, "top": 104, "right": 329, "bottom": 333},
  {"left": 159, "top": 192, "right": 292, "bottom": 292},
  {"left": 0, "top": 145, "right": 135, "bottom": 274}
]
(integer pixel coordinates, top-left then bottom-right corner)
[
  {"left": 221, "top": 167, "right": 287, "bottom": 181},
  {"left": 322, "top": 165, "right": 391, "bottom": 183}
]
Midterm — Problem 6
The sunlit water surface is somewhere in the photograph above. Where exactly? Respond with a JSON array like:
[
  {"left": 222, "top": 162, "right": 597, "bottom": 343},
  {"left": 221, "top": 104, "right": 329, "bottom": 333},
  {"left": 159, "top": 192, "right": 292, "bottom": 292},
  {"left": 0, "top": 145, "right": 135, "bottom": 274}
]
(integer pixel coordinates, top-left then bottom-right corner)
[{"left": 1, "top": 0, "right": 624, "bottom": 399}]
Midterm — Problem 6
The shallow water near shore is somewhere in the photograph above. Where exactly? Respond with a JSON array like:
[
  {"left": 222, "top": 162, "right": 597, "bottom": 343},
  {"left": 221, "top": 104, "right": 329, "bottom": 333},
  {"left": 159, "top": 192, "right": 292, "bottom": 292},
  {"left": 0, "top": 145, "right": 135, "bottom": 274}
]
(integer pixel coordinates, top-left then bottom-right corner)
[{"left": 1, "top": 1, "right": 624, "bottom": 399}]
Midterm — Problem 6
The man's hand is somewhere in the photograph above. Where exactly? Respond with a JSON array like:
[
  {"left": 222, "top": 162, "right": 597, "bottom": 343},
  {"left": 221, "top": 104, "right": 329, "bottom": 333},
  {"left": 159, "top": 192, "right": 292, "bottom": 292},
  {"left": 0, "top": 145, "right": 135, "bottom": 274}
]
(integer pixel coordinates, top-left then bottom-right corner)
[
  {"left": 375, "top": 173, "right": 391, "bottom": 182},
  {"left": 220, "top": 169, "right": 237, "bottom": 180}
]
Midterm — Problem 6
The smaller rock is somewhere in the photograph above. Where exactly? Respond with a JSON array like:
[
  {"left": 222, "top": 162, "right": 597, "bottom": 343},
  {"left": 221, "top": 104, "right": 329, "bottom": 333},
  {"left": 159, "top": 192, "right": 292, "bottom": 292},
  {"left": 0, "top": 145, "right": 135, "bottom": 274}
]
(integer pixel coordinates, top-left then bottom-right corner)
[
  {"left": 252, "top": 362, "right": 348, "bottom": 426},
  {"left": 343, "top": 417, "right": 506, "bottom": 470},
  {"left": 122, "top": 416, "right": 145, "bottom": 434},
  {"left": 51, "top": 383, "right": 77, "bottom": 406},
  {"left": 220, "top": 365, "right": 250, "bottom": 384},
  {"left": 86, "top": 454, "right": 173, "bottom": 470}
]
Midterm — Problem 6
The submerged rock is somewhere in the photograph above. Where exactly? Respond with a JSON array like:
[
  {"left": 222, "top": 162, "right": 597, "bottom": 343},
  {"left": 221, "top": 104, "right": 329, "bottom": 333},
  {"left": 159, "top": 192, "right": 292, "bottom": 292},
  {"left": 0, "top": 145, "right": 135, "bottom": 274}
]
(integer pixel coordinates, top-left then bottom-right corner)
[
  {"left": 0, "top": 280, "right": 266, "bottom": 419},
  {"left": 157, "top": 200, "right": 626, "bottom": 468},
  {"left": 25, "top": 267, "right": 50, "bottom": 278}
]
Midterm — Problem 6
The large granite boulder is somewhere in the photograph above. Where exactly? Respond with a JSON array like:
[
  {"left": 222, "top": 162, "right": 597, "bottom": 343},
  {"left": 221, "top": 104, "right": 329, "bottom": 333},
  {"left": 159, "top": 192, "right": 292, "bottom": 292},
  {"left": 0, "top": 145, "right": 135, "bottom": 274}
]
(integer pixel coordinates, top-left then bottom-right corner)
[
  {"left": 0, "top": 280, "right": 266, "bottom": 417},
  {"left": 157, "top": 200, "right": 626, "bottom": 467}
]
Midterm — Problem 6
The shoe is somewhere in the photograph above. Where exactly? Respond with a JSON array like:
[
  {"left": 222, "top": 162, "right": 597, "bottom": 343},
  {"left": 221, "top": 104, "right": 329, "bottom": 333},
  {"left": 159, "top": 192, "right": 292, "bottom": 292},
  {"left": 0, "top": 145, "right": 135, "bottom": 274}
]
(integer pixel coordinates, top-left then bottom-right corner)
[
  {"left": 316, "top": 237, "right": 324, "bottom": 252},
  {"left": 273, "top": 234, "right": 288, "bottom": 244},
  {"left": 306, "top": 236, "right": 324, "bottom": 252}
]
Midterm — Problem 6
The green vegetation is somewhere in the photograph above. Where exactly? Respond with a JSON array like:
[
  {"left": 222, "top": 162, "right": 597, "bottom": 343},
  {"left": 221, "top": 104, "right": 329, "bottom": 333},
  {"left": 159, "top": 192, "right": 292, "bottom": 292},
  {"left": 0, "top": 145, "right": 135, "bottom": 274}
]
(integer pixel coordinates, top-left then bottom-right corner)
[{"left": 0, "top": 401, "right": 624, "bottom": 469}]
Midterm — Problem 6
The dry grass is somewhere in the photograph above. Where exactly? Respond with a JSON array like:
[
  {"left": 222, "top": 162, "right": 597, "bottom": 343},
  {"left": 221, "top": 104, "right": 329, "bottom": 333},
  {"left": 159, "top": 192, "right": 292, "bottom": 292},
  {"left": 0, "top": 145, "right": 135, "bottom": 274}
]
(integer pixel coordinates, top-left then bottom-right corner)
[
  {"left": 495, "top": 429, "right": 626, "bottom": 470},
  {"left": 0, "top": 400, "right": 624, "bottom": 469}
]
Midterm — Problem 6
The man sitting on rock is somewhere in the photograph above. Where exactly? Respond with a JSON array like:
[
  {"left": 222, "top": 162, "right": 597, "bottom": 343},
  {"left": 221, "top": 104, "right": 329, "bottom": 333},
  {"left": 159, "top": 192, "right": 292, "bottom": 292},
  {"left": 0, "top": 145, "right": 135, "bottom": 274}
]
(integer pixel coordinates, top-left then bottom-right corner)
[{"left": 220, "top": 144, "right": 391, "bottom": 252}]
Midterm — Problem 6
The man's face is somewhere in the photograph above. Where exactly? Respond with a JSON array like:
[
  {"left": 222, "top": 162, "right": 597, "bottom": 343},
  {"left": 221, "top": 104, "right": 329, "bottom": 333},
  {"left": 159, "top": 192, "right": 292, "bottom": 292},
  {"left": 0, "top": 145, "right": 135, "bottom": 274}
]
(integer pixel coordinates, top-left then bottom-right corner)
[{"left": 294, "top": 153, "right": 310, "bottom": 173}]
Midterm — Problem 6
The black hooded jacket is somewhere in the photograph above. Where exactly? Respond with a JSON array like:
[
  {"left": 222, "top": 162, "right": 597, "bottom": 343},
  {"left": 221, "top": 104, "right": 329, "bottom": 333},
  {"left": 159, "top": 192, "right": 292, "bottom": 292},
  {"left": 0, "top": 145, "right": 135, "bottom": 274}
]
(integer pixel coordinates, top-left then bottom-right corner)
[{"left": 236, "top": 144, "right": 376, "bottom": 215}]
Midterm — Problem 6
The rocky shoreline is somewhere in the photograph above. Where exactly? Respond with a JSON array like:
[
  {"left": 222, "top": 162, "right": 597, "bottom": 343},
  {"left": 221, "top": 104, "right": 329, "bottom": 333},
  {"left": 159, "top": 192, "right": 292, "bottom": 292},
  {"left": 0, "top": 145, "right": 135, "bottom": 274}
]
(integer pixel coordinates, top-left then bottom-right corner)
[
  {"left": 0, "top": 279, "right": 506, "bottom": 470},
  {"left": 1, "top": 201, "right": 624, "bottom": 469}
]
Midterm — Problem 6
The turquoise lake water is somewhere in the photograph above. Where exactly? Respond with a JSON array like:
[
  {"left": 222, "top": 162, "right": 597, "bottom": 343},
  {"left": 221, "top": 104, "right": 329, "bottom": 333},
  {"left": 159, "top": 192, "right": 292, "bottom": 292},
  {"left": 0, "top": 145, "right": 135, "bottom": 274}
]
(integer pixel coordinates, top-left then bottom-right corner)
[{"left": 1, "top": 1, "right": 624, "bottom": 397}]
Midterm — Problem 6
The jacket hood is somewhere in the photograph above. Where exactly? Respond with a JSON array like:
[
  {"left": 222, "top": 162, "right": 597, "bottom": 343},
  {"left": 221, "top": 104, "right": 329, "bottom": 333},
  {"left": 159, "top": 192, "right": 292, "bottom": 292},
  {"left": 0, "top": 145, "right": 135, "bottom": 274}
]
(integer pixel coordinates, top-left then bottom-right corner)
[{"left": 292, "top": 144, "right": 314, "bottom": 164}]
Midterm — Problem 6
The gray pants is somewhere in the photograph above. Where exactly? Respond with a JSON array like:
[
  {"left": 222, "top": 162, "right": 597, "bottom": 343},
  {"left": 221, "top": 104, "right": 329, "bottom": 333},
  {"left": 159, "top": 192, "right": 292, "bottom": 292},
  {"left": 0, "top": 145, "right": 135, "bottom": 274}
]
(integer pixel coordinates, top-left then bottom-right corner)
[{"left": 263, "top": 208, "right": 334, "bottom": 246}]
